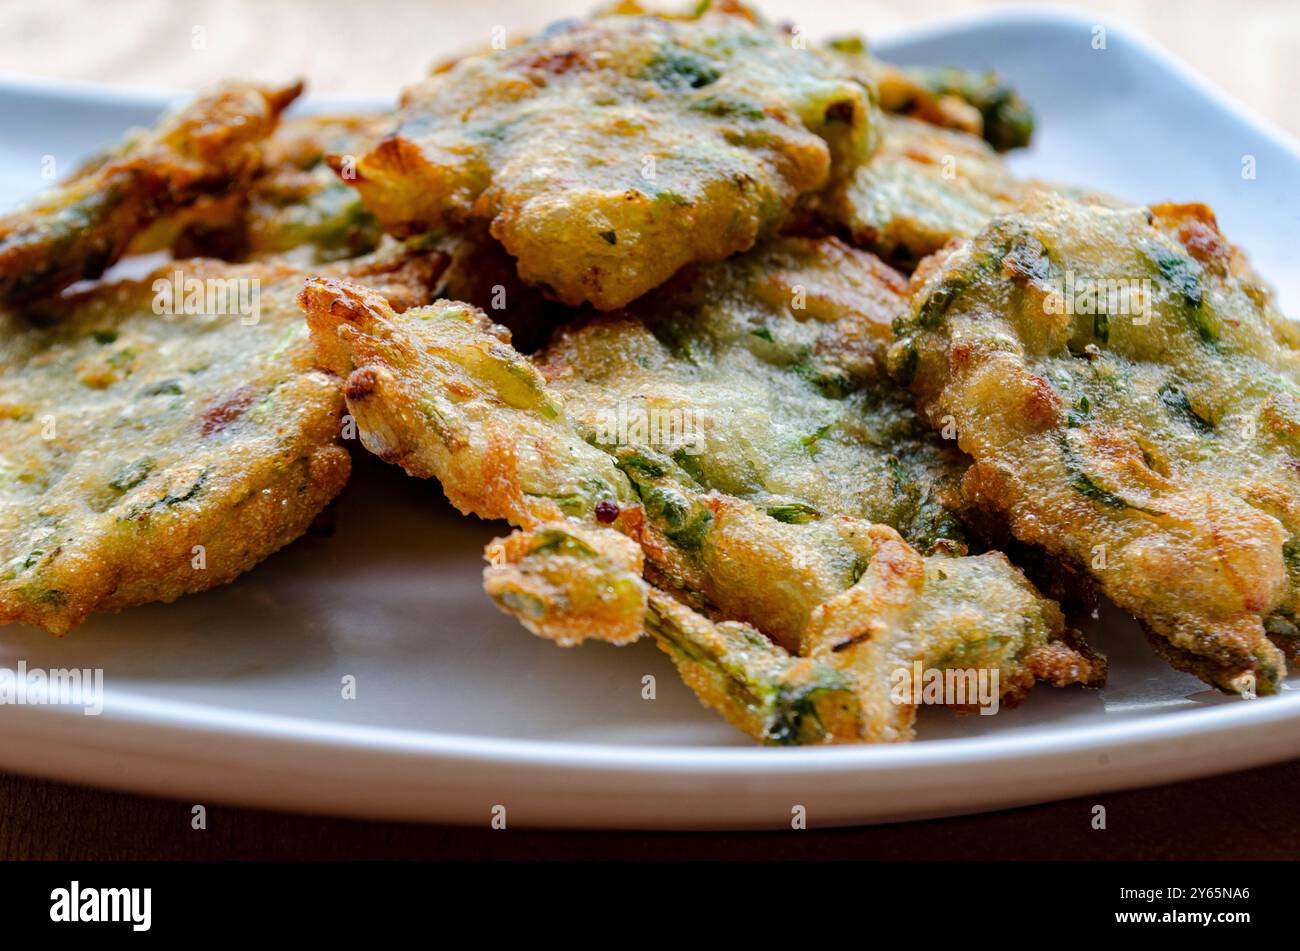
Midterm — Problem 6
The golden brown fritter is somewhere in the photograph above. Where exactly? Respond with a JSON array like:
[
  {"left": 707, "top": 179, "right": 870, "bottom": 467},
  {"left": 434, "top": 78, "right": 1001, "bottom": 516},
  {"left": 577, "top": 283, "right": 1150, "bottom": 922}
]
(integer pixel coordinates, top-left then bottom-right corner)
[
  {"left": 0, "top": 82, "right": 301, "bottom": 304},
  {"left": 344, "top": 7, "right": 877, "bottom": 309},
  {"left": 0, "top": 242, "right": 440, "bottom": 635},
  {"left": 240, "top": 115, "right": 388, "bottom": 262},
  {"left": 303, "top": 279, "right": 638, "bottom": 528},
  {"left": 534, "top": 235, "right": 969, "bottom": 552},
  {"left": 131, "top": 113, "right": 389, "bottom": 264},
  {"left": 299, "top": 252, "right": 1104, "bottom": 744},
  {"left": 483, "top": 520, "right": 875, "bottom": 744},
  {"left": 483, "top": 515, "right": 1098, "bottom": 743},
  {"left": 822, "top": 114, "right": 1027, "bottom": 268},
  {"left": 605, "top": 8, "right": 1035, "bottom": 149},
  {"left": 890, "top": 191, "right": 1300, "bottom": 695}
]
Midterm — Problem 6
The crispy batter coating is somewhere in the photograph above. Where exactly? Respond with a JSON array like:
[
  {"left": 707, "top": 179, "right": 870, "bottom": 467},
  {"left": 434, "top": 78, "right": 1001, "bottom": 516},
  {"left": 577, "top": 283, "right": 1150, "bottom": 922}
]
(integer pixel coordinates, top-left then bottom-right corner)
[
  {"left": 890, "top": 192, "right": 1300, "bottom": 694},
  {"left": 0, "top": 243, "right": 439, "bottom": 634},
  {"left": 0, "top": 82, "right": 301, "bottom": 304},
  {"left": 345, "top": 7, "right": 876, "bottom": 309},
  {"left": 485, "top": 522, "right": 650, "bottom": 646},
  {"left": 822, "top": 114, "right": 1027, "bottom": 269},
  {"left": 300, "top": 254, "right": 1104, "bottom": 744}
]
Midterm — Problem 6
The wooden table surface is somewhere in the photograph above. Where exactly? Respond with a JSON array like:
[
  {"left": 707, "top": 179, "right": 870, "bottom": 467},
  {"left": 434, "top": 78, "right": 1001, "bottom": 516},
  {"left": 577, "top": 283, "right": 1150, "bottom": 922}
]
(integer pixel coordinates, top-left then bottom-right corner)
[
  {"left": 1, "top": 0, "right": 1298, "bottom": 858},
  {"left": 3, "top": 759, "right": 1298, "bottom": 860}
]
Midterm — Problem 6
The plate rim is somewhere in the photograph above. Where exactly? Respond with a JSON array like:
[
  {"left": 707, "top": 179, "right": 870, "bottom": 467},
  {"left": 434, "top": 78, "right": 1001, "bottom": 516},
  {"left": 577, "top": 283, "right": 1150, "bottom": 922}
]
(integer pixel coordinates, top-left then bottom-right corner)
[{"left": 9, "top": 678, "right": 1300, "bottom": 770}]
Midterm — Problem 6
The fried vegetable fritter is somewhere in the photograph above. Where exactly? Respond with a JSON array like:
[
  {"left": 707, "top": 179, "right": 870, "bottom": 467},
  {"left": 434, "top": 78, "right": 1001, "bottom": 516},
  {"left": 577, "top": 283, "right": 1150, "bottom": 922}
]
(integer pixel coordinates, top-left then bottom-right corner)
[
  {"left": 484, "top": 522, "right": 864, "bottom": 743},
  {"left": 304, "top": 279, "right": 638, "bottom": 528},
  {"left": 607, "top": 2, "right": 1036, "bottom": 152},
  {"left": 824, "top": 35, "right": 1034, "bottom": 152},
  {"left": 133, "top": 114, "right": 388, "bottom": 265},
  {"left": 890, "top": 192, "right": 1300, "bottom": 695},
  {"left": 345, "top": 7, "right": 877, "bottom": 309},
  {"left": 819, "top": 115, "right": 1120, "bottom": 272},
  {"left": 822, "top": 114, "right": 1026, "bottom": 269},
  {"left": 0, "top": 242, "right": 439, "bottom": 634},
  {"left": 299, "top": 249, "right": 1104, "bottom": 744},
  {"left": 0, "top": 82, "right": 301, "bottom": 304},
  {"left": 241, "top": 115, "right": 388, "bottom": 262},
  {"left": 483, "top": 517, "right": 1098, "bottom": 743},
  {"left": 535, "top": 235, "right": 969, "bottom": 552}
]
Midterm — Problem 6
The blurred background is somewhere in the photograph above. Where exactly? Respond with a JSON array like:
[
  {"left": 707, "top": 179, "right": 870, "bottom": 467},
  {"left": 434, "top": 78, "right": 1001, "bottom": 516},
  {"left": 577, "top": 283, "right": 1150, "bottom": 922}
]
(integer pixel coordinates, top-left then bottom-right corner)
[{"left": 1, "top": 0, "right": 1296, "bottom": 136}]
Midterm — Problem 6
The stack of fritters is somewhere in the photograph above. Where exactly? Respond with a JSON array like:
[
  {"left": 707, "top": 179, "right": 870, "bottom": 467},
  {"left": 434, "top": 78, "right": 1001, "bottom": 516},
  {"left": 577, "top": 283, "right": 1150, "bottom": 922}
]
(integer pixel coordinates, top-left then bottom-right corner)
[{"left": 3, "top": 1, "right": 1295, "bottom": 743}]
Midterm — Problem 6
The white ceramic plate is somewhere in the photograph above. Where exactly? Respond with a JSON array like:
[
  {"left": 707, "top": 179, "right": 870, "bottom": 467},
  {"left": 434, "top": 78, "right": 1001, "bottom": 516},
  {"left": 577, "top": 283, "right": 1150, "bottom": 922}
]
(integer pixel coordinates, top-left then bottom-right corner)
[{"left": 1, "top": 9, "right": 1298, "bottom": 830}]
